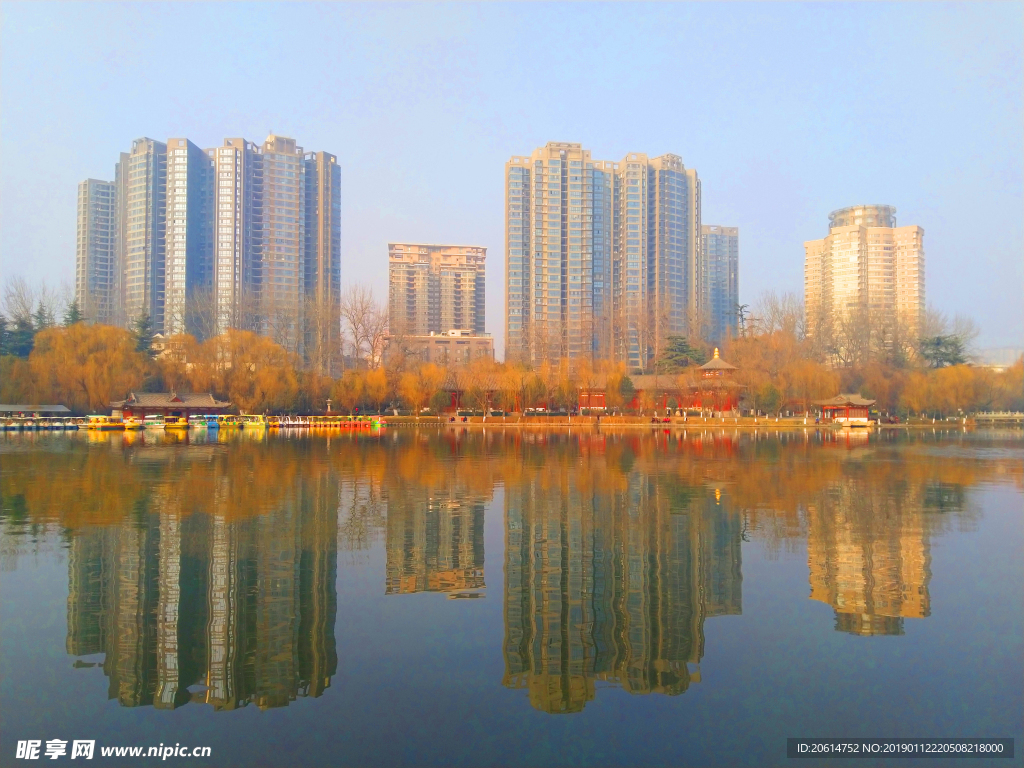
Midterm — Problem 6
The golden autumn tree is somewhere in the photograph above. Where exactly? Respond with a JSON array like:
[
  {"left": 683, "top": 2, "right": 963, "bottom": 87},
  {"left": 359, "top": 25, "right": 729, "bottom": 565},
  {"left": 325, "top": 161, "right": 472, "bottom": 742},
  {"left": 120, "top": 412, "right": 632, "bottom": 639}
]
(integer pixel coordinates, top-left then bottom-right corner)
[
  {"left": 363, "top": 366, "right": 390, "bottom": 413},
  {"left": 399, "top": 363, "right": 445, "bottom": 418},
  {"left": 331, "top": 370, "right": 365, "bottom": 414},
  {"left": 29, "top": 324, "right": 149, "bottom": 412},
  {"left": 218, "top": 329, "right": 299, "bottom": 413}
]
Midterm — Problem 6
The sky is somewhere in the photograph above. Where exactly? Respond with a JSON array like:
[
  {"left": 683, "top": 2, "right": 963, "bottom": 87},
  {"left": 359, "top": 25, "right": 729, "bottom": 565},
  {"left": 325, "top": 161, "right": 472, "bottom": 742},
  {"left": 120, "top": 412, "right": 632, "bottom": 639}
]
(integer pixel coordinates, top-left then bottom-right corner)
[{"left": 1, "top": 2, "right": 1021, "bottom": 357}]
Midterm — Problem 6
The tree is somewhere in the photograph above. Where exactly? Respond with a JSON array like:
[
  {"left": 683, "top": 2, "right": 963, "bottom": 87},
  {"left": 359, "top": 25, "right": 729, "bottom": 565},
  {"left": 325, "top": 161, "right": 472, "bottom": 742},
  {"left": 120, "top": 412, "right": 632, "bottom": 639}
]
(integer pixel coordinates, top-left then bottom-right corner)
[
  {"left": 62, "top": 300, "right": 83, "bottom": 327},
  {"left": 218, "top": 330, "right": 299, "bottom": 413},
  {"left": 363, "top": 366, "right": 389, "bottom": 413},
  {"left": 656, "top": 335, "right": 707, "bottom": 372},
  {"left": 5, "top": 316, "right": 36, "bottom": 357},
  {"left": 33, "top": 301, "right": 54, "bottom": 331},
  {"left": 619, "top": 375, "right": 636, "bottom": 410},
  {"left": 340, "top": 285, "right": 388, "bottom": 368},
  {"left": 133, "top": 313, "right": 155, "bottom": 357},
  {"left": 758, "top": 383, "right": 783, "bottom": 416},
  {"left": 331, "top": 370, "right": 365, "bottom": 415},
  {"left": 918, "top": 335, "right": 967, "bottom": 368},
  {"left": 29, "top": 324, "right": 149, "bottom": 412}
]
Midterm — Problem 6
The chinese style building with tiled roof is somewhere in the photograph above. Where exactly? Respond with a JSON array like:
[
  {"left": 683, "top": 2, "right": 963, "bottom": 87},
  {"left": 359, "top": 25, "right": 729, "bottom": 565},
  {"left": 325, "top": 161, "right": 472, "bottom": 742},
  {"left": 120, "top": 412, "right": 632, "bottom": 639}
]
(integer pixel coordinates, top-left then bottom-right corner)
[{"left": 110, "top": 392, "right": 231, "bottom": 419}]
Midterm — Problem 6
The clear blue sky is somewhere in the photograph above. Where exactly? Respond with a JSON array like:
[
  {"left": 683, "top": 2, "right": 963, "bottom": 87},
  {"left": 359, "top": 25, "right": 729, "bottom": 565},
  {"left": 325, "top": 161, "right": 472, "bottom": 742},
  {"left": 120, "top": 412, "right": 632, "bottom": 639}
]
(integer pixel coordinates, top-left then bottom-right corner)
[{"left": 2, "top": 2, "right": 1021, "bottom": 355}]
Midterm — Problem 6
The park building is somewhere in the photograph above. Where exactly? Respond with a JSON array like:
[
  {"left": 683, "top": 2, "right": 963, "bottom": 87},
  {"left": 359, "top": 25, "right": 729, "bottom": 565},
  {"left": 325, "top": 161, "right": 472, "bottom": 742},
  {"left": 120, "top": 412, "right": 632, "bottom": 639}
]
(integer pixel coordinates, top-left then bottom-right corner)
[
  {"left": 385, "top": 329, "right": 494, "bottom": 368},
  {"left": 505, "top": 142, "right": 701, "bottom": 370},
  {"left": 804, "top": 205, "right": 925, "bottom": 339}
]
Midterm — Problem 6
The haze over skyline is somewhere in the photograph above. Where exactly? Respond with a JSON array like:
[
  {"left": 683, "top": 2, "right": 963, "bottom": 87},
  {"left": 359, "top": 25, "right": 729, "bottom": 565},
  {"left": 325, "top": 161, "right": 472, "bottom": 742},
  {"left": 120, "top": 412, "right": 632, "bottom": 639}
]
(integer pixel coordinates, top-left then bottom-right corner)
[{"left": 1, "top": 2, "right": 1021, "bottom": 356}]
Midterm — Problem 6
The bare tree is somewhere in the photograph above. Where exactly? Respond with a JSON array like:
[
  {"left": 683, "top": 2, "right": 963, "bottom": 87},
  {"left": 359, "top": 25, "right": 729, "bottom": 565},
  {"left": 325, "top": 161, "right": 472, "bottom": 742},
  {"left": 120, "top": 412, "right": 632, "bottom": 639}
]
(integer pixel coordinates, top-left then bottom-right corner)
[
  {"left": 340, "top": 285, "right": 388, "bottom": 368},
  {"left": 2, "top": 276, "right": 37, "bottom": 322},
  {"left": 754, "top": 290, "right": 805, "bottom": 338},
  {"left": 183, "top": 287, "right": 219, "bottom": 342}
]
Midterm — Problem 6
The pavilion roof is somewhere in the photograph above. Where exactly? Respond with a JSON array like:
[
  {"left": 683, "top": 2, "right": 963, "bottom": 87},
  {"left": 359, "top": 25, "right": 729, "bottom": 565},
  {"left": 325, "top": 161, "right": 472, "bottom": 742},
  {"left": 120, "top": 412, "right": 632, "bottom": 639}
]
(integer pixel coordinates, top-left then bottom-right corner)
[
  {"left": 814, "top": 394, "right": 877, "bottom": 408},
  {"left": 111, "top": 392, "right": 231, "bottom": 409},
  {"left": 0, "top": 404, "right": 71, "bottom": 414},
  {"left": 699, "top": 348, "right": 737, "bottom": 371}
]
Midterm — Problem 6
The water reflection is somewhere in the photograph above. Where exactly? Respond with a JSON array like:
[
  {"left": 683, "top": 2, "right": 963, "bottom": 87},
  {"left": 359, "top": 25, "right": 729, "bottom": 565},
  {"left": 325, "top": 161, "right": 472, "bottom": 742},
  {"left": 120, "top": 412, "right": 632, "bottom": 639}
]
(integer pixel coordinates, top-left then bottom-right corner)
[
  {"left": 502, "top": 457, "right": 741, "bottom": 713},
  {"left": 1, "top": 428, "right": 1019, "bottom": 720},
  {"left": 65, "top": 499, "right": 337, "bottom": 710}
]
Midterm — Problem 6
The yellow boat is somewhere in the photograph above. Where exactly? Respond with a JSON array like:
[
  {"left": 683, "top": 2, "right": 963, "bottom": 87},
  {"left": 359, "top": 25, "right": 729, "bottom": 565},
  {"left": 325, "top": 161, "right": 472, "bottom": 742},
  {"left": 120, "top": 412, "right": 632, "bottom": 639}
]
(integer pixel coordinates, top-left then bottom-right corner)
[
  {"left": 86, "top": 415, "right": 124, "bottom": 431},
  {"left": 217, "top": 415, "right": 244, "bottom": 429},
  {"left": 123, "top": 416, "right": 145, "bottom": 430},
  {"left": 163, "top": 415, "right": 189, "bottom": 430}
]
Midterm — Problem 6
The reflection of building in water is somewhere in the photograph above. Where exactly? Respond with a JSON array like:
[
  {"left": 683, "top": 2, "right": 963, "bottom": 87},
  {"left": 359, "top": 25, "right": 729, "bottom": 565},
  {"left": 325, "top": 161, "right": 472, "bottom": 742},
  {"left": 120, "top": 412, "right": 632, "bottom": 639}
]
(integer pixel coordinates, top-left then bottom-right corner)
[
  {"left": 385, "top": 495, "right": 486, "bottom": 595},
  {"left": 807, "top": 480, "right": 931, "bottom": 636},
  {"left": 65, "top": 483, "right": 338, "bottom": 711},
  {"left": 502, "top": 472, "right": 742, "bottom": 713}
]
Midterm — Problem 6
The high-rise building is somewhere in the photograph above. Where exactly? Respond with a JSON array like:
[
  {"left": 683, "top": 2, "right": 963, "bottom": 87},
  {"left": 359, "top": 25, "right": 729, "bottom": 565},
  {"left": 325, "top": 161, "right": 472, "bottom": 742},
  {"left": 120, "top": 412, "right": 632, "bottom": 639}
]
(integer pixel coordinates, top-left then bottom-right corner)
[
  {"left": 164, "top": 139, "right": 214, "bottom": 336},
  {"left": 79, "top": 133, "right": 339, "bottom": 353},
  {"left": 210, "top": 138, "right": 265, "bottom": 336},
  {"left": 388, "top": 243, "right": 486, "bottom": 337},
  {"left": 304, "top": 152, "right": 342, "bottom": 373},
  {"left": 804, "top": 205, "right": 925, "bottom": 338},
  {"left": 75, "top": 179, "right": 117, "bottom": 324},
  {"left": 120, "top": 138, "right": 167, "bottom": 332},
  {"left": 505, "top": 142, "right": 701, "bottom": 369},
  {"left": 701, "top": 225, "right": 739, "bottom": 344},
  {"left": 260, "top": 135, "right": 306, "bottom": 352}
]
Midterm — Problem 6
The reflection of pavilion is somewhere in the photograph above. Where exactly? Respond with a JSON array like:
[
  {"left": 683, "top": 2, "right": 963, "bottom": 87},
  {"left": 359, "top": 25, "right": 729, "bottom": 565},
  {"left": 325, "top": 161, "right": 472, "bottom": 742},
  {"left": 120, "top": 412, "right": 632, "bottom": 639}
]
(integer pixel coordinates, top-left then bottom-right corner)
[
  {"left": 65, "top": 485, "right": 338, "bottom": 710},
  {"left": 807, "top": 481, "right": 931, "bottom": 636},
  {"left": 502, "top": 474, "right": 742, "bottom": 713}
]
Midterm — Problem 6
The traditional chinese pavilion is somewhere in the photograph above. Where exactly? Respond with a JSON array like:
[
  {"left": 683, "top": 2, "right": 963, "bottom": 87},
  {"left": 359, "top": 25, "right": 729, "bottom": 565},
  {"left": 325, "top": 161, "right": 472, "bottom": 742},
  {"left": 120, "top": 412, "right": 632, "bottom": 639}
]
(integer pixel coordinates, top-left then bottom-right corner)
[
  {"left": 814, "top": 394, "right": 876, "bottom": 424},
  {"left": 110, "top": 392, "right": 231, "bottom": 420},
  {"left": 579, "top": 348, "right": 742, "bottom": 414}
]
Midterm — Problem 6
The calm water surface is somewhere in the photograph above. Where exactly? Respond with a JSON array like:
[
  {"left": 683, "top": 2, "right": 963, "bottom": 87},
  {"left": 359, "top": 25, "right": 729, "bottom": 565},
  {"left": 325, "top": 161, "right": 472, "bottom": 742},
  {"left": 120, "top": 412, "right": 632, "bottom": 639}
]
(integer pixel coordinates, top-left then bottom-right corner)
[{"left": 1, "top": 428, "right": 1021, "bottom": 767}]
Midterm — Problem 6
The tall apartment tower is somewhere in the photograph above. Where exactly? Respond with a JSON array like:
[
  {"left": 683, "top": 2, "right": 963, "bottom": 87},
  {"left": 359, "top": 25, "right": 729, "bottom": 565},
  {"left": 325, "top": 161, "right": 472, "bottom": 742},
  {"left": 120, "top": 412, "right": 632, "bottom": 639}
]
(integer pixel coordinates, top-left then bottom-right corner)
[
  {"left": 701, "top": 225, "right": 739, "bottom": 344},
  {"left": 164, "top": 139, "right": 214, "bottom": 336},
  {"left": 75, "top": 179, "right": 117, "bottom": 324},
  {"left": 260, "top": 135, "right": 306, "bottom": 352},
  {"left": 304, "top": 152, "right": 342, "bottom": 373},
  {"left": 506, "top": 142, "right": 700, "bottom": 369},
  {"left": 388, "top": 244, "right": 486, "bottom": 336},
  {"left": 120, "top": 138, "right": 167, "bottom": 332},
  {"left": 804, "top": 205, "right": 925, "bottom": 338},
  {"left": 209, "top": 138, "right": 264, "bottom": 335}
]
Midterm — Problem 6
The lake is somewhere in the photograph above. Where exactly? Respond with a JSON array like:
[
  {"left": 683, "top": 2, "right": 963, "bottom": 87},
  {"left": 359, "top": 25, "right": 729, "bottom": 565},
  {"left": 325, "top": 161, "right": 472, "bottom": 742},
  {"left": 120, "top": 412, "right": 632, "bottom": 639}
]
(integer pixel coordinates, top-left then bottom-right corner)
[{"left": 1, "top": 427, "right": 1021, "bottom": 767}]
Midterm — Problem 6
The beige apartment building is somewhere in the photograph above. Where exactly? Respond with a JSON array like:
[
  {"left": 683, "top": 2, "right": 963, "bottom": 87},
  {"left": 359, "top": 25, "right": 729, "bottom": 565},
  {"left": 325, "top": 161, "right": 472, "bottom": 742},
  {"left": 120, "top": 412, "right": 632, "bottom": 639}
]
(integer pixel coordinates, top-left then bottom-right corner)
[
  {"left": 385, "top": 329, "right": 494, "bottom": 368},
  {"left": 120, "top": 138, "right": 167, "bottom": 332},
  {"left": 260, "top": 135, "right": 306, "bottom": 352},
  {"left": 77, "top": 133, "right": 341, "bottom": 357},
  {"left": 210, "top": 138, "right": 264, "bottom": 335},
  {"left": 804, "top": 205, "right": 925, "bottom": 337},
  {"left": 505, "top": 142, "right": 700, "bottom": 370},
  {"left": 75, "top": 179, "right": 117, "bottom": 324},
  {"left": 388, "top": 243, "right": 486, "bottom": 337}
]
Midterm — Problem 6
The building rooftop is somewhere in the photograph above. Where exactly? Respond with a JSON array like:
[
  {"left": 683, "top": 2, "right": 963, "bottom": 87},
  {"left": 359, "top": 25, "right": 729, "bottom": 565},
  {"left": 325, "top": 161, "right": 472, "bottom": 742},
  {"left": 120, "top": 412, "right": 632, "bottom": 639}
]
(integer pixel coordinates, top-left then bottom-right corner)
[{"left": 110, "top": 392, "right": 231, "bottom": 409}]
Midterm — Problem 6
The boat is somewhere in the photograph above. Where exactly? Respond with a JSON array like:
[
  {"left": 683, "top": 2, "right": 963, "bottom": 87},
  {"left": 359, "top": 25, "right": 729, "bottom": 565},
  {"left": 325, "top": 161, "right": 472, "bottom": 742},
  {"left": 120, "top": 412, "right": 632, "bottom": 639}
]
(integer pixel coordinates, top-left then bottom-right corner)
[
  {"left": 86, "top": 415, "right": 125, "bottom": 431},
  {"left": 123, "top": 416, "right": 146, "bottom": 430},
  {"left": 239, "top": 414, "right": 269, "bottom": 429},
  {"left": 217, "top": 415, "right": 244, "bottom": 429},
  {"left": 163, "top": 415, "right": 189, "bottom": 430},
  {"left": 143, "top": 415, "right": 164, "bottom": 429}
]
